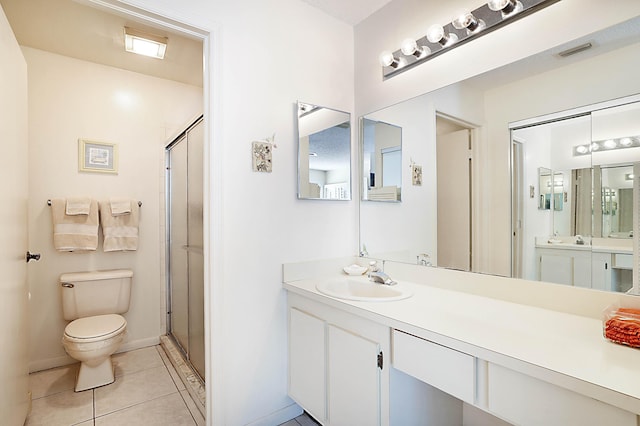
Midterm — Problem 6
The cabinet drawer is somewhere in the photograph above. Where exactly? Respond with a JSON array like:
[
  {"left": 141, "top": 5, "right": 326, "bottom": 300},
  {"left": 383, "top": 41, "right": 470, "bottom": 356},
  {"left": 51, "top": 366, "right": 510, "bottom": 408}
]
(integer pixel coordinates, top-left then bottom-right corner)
[
  {"left": 614, "top": 253, "right": 633, "bottom": 269},
  {"left": 392, "top": 330, "right": 474, "bottom": 404},
  {"left": 487, "top": 364, "right": 636, "bottom": 426}
]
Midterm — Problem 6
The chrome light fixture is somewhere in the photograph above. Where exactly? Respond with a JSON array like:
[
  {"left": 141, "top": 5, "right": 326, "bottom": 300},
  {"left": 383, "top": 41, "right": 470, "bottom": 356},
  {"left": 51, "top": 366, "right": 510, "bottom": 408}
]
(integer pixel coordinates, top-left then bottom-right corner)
[
  {"left": 379, "top": 0, "right": 561, "bottom": 80},
  {"left": 124, "top": 27, "right": 168, "bottom": 59},
  {"left": 573, "top": 136, "right": 640, "bottom": 156}
]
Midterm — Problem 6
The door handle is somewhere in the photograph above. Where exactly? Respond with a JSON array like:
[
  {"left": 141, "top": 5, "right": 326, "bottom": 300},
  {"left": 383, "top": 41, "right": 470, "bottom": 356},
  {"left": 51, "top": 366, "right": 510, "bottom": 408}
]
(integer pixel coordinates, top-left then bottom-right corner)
[{"left": 26, "top": 251, "right": 41, "bottom": 263}]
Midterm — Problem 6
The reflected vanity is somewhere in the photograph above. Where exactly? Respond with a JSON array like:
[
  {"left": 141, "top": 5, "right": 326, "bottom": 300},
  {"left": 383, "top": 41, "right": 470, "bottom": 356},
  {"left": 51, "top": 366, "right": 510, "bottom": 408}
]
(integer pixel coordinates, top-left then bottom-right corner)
[
  {"left": 358, "top": 16, "right": 640, "bottom": 294},
  {"left": 297, "top": 102, "right": 351, "bottom": 200}
]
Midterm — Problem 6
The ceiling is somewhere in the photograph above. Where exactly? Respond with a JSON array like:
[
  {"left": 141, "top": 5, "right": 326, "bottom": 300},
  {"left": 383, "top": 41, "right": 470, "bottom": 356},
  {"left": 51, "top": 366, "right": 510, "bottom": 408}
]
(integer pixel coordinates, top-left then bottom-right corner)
[
  {"left": 299, "top": 0, "right": 393, "bottom": 25},
  {"left": 0, "top": 0, "right": 203, "bottom": 87}
]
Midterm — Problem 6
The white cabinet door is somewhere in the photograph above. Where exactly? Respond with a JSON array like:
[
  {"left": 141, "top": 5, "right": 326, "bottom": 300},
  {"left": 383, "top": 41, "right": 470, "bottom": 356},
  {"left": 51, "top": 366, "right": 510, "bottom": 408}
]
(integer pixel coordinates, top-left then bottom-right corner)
[
  {"left": 591, "top": 252, "right": 612, "bottom": 291},
  {"left": 289, "top": 308, "right": 326, "bottom": 422},
  {"left": 328, "top": 324, "right": 381, "bottom": 426},
  {"left": 539, "top": 254, "right": 572, "bottom": 285}
]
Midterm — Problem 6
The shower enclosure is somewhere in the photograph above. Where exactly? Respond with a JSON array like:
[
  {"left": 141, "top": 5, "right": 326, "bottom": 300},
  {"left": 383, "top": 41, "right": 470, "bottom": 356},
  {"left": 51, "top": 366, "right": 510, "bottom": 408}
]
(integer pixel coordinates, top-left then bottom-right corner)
[{"left": 166, "top": 116, "right": 205, "bottom": 381}]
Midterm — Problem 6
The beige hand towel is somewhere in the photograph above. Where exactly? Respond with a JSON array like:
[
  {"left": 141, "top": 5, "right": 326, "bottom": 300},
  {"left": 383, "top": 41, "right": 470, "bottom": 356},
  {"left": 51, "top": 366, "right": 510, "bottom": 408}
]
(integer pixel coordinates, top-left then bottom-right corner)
[
  {"left": 110, "top": 198, "right": 132, "bottom": 216},
  {"left": 65, "top": 197, "right": 91, "bottom": 215},
  {"left": 51, "top": 198, "right": 99, "bottom": 251},
  {"left": 99, "top": 200, "right": 139, "bottom": 252}
]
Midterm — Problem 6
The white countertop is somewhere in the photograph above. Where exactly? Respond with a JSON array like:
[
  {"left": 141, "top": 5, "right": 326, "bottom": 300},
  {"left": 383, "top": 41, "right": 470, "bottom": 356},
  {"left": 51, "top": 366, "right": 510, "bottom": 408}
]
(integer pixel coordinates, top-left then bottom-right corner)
[{"left": 284, "top": 270, "right": 640, "bottom": 413}]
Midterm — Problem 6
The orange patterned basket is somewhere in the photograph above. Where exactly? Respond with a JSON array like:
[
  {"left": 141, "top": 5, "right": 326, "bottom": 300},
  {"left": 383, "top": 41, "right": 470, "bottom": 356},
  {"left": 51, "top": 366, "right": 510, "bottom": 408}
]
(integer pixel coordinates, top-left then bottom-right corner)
[{"left": 603, "top": 306, "right": 640, "bottom": 348}]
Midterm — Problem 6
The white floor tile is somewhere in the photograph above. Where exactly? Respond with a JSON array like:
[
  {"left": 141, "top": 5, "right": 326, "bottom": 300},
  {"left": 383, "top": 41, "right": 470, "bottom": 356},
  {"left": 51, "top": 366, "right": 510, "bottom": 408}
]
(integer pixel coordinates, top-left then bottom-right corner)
[
  {"left": 94, "top": 365, "right": 177, "bottom": 417},
  {"left": 113, "top": 345, "right": 164, "bottom": 377},
  {"left": 29, "top": 364, "right": 79, "bottom": 400},
  {"left": 157, "top": 345, "right": 186, "bottom": 391},
  {"left": 25, "top": 388, "right": 93, "bottom": 426},
  {"left": 95, "top": 392, "right": 195, "bottom": 426}
]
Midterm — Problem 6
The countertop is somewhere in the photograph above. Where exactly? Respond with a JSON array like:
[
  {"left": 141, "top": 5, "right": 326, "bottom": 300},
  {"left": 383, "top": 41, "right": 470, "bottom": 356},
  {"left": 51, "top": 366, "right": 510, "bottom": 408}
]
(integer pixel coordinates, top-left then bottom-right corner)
[{"left": 284, "top": 271, "right": 640, "bottom": 413}]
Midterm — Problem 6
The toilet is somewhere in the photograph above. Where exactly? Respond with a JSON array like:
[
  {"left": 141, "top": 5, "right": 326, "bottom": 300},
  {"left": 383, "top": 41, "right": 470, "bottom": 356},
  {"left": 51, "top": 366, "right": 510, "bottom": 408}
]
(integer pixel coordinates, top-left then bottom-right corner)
[{"left": 60, "top": 269, "right": 133, "bottom": 392}]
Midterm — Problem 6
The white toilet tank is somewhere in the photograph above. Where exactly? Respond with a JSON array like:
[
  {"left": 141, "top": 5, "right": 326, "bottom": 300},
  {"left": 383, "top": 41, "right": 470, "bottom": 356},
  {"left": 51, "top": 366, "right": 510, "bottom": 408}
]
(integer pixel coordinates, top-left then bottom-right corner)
[{"left": 60, "top": 269, "right": 133, "bottom": 321}]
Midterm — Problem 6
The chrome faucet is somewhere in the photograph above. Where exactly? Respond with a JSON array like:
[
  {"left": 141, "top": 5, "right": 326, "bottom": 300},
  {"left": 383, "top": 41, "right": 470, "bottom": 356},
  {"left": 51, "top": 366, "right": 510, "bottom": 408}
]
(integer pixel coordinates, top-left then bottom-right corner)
[{"left": 368, "top": 260, "right": 397, "bottom": 286}]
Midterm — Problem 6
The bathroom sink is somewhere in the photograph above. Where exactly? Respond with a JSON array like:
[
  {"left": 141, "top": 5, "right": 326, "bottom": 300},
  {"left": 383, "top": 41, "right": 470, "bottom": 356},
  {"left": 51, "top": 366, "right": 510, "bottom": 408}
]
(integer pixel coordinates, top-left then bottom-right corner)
[{"left": 315, "top": 277, "right": 413, "bottom": 302}]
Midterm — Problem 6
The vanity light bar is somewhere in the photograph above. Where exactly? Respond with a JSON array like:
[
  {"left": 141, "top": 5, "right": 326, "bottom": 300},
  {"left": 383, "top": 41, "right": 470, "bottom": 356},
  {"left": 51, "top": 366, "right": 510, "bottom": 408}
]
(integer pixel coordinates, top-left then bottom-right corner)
[
  {"left": 379, "top": 0, "right": 561, "bottom": 80},
  {"left": 573, "top": 136, "right": 640, "bottom": 156}
]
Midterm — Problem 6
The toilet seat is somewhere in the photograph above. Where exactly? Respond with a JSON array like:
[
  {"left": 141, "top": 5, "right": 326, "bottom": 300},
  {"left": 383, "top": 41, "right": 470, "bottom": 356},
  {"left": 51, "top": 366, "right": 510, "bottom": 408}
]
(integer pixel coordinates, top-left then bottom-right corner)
[{"left": 64, "top": 314, "right": 126, "bottom": 343}]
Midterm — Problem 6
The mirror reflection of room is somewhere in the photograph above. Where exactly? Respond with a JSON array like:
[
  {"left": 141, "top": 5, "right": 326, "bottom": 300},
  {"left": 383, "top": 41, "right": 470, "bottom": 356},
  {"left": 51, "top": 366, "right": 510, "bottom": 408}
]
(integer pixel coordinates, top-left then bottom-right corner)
[
  {"left": 359, "top": 16, "right": 640, "bottom": 295},
  {"left": 297, "top": 102, "right": 351, "bottom": 200},
  {"left": 361, "top": 118, "right": 402, "bottom": 202}
]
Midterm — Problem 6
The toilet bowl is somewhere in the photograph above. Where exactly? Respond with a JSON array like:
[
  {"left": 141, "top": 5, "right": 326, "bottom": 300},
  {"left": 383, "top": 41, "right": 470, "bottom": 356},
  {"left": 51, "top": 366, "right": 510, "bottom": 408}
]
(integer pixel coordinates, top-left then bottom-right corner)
[{"left": 62, "top": 314, "right": 127, "bottom": 392}]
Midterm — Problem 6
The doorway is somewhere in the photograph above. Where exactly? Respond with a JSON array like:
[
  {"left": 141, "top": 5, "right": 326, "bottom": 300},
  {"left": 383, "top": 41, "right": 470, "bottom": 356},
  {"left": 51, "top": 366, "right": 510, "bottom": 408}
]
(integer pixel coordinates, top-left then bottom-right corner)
[{"left": 436, "top": 114, "right": 474, "bottom": 271}]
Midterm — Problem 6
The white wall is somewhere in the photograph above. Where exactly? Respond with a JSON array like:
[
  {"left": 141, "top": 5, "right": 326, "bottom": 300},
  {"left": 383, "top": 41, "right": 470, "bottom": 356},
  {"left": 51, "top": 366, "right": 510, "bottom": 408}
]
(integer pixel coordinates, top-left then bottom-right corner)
[
  {"left": 113, "top": 0, "right": 356, "bottom": 424},
  {"left": 25, "top": 47, "right": 203, "bottom": 371},
  {"left": 0, "top": 5, "right": 30, "bottom": 425}
]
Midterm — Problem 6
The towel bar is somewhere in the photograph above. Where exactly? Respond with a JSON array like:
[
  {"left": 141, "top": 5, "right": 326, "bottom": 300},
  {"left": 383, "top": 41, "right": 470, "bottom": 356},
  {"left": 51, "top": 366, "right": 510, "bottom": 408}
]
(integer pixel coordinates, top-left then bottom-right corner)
[{"left": 47, "top": 199, "right": 142, "bottom": 207}]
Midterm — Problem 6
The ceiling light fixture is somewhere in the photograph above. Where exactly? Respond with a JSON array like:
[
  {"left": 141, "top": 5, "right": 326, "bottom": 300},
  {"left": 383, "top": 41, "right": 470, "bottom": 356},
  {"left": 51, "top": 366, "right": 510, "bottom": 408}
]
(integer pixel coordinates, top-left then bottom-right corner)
[
  {"left": 124, "top": 27, "right": 168, "bottom": 59},
  {"left": 379, "top": 0, "right": 560, "bottom": 80}
]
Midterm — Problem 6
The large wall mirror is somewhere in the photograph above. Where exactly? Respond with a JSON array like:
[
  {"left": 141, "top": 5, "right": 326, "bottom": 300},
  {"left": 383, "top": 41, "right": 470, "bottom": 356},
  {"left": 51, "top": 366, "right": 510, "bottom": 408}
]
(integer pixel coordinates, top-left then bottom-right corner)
[
  {"left": 359, "top": 16, "right": 640, "bottom": 294},
  {"left": 297, "top": 102, "right": 351, "bottom": 200}
]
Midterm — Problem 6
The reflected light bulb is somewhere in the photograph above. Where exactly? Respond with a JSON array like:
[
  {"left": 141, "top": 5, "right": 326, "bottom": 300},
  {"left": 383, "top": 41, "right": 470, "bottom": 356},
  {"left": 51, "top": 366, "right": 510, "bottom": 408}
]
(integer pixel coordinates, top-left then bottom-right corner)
[
  {"left": 591, "top": 142, "right": 600, "bottom": 151},
  {"left": 620, "top": 137, "right": 633, "bottom": 147},
  {"left": 604, "top": 139, "right": 617, "bottom": 149},
  {"left": 575, "top": 145, "right": 589, "bottom": 154}
]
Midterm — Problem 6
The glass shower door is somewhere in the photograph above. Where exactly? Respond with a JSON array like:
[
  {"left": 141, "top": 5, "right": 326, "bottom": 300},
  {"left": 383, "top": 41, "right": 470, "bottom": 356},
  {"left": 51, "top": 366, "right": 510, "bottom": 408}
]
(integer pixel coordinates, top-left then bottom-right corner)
[{"left": 167, "top": 117, "right": 205, "bottom": 380}]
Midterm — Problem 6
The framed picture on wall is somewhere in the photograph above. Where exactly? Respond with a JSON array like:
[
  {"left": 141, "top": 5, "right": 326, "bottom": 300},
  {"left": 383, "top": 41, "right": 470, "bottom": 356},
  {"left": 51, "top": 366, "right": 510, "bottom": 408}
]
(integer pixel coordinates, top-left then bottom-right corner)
[{"left": 78, "top": 139, "right": 118, "bottom": 174}]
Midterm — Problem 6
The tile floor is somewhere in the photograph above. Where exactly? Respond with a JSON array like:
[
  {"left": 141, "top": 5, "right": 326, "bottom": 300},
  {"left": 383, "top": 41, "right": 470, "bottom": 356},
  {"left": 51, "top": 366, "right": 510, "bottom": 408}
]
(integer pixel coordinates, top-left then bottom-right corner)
[
  {"left": 281, "top": 413, "right": 320, "bottom": 426},
  {"left": 25, "top": 345, "right": 205, "bottom": 426}
]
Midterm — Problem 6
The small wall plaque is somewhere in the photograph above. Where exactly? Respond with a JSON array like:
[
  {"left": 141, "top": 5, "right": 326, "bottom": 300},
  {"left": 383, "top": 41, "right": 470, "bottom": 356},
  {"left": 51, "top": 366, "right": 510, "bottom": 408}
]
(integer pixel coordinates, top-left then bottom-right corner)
[
  {"left": 252, "top": 141, "right": 273, "bottom": 173},
  {"left": 412, "top": 164, "right": 422, "bottom": 186}
]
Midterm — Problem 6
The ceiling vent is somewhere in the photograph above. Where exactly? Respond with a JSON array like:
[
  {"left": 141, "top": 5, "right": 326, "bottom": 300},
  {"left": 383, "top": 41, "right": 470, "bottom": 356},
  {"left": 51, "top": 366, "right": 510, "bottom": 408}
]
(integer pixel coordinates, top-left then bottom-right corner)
[{"left": 557, "top": 42, "right": 593, "bottom": 58}]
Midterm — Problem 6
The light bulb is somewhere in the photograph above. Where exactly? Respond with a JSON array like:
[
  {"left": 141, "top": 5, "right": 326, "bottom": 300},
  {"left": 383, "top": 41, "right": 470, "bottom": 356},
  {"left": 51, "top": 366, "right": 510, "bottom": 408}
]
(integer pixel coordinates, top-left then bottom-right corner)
[
  {"left": 401, "top": 39, "right": 418, "bottom": 56},
  {"left": 452, "top": 11, "right": 486, "bottom": 33},
  {"left": 604, "top": 139, "right": 617, "bottom": 149},
  {"left": 487, "top": 0, "right": 523, "bottom": 18},
  {"left": 400, "top": 38, "right": 431, "bottom": 58},
  {"left": 427, "top": 24, "right": 458, "bottom": 47},
  {"left": 379, "top": 51, "right": 396, "bottom": 67},
  {"left": 591, "top": 142, "right": 600, "bottom": 151},
  {"left": 575, "top": 145, "right": 589, "bottom": 154},
  {"left": 620, "top": 137, "right": 633, "bottom": 146}
]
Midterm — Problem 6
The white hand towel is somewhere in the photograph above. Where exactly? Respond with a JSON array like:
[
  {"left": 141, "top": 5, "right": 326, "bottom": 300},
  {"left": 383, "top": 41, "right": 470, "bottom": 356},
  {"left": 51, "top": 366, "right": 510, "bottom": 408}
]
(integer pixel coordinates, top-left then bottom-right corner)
[
  {"left": 99, "top": 200, "right": 139, "bottom": 252},
  {"left": 110, "top": 198, "right": 132, "bottom": 216},
  {"left": 65, "top": 197, "right": 91, "bottom": 215},
  {"left": 51, "top": 198, "right": 99, "bottom": 251}
]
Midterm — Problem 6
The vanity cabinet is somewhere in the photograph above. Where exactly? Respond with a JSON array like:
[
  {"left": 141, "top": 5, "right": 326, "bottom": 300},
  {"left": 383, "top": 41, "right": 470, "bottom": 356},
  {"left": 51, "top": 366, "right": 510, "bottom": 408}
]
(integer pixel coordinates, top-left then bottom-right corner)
[
  {"left": 537, "top": 247, "right": 615, "bottom": 290},
  {"left": 288, "top": 294, "right": 390, "bottom": 426}
]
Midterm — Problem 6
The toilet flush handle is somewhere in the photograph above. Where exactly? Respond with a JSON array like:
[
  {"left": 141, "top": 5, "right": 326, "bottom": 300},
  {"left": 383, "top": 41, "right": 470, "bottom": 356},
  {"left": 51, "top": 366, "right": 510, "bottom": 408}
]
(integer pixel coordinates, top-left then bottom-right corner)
[
  {"left": 26, "top": 251, "right": 41, "bottom": 263},
  {"left": 61, "top": 282, "right": 74, "bottom": 288}
]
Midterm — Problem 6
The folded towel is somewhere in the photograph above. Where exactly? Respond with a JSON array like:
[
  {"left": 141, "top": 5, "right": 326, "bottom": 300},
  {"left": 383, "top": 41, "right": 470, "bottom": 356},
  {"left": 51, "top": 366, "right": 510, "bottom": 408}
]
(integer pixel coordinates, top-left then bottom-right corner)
[
  {"left": 65, "top": 197, "right": 91, "bottom": 215},
  {"left": 110, "top": 198, "right": 132, "bottom": 216},
  {"left": 99, "top": 200, "right": 139, "bottom": 252},
  {"left": 51, "top": 198, "right": 99, "bottom": 251}
]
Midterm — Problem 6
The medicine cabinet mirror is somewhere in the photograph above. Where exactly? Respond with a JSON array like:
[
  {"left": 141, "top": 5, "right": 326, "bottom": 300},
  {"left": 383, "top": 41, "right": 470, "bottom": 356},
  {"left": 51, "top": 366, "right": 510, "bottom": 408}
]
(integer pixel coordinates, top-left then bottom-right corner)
[
  {"left": 297, "top": 102, "right": 351, "bottom": 200},
  {"left": 358, "top": 16, "right": 640, "bottom": 294}
]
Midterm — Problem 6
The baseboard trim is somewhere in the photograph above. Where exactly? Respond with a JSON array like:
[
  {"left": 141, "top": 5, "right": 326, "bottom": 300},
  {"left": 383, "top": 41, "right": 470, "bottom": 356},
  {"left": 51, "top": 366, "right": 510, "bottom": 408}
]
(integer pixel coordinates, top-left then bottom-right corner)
[
  {"left": 246, "top": 402, "right": 303, "bottom": 426},
  {"left": 29, "top": 336, "right": 161, "bottom": 373}
]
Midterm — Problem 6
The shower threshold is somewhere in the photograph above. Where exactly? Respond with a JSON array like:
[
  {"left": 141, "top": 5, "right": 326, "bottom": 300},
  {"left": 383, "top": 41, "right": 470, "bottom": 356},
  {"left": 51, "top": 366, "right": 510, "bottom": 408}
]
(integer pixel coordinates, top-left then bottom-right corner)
[{"left": 160, "top": 334, "right": 205, "bottom": 417}]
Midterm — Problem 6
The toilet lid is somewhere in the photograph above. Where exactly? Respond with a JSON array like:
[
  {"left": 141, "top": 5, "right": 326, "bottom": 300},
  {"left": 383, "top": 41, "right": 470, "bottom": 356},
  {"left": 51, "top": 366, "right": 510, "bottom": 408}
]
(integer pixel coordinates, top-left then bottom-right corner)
[{"left": 64, "top": 314, "right": 126, "bottom": 339}]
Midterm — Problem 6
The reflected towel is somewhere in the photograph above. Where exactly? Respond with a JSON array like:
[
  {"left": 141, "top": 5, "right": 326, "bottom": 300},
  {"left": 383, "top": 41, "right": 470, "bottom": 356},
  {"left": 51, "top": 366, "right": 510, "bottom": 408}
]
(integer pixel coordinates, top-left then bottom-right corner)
[
  {"left": 110, "top": 198, "right": 132, "bottom": 216},
  {"left": 65, "top": 197, "right": 91, "bottom": 215},
  {"left": 51, "top": 198, "right": 98, "bottom": 251},
  {"left": 99, "top": 200, "right": 139, "bottom": 251}
]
